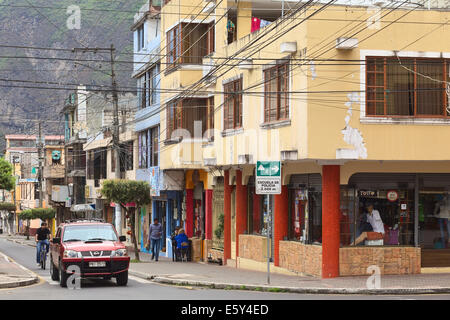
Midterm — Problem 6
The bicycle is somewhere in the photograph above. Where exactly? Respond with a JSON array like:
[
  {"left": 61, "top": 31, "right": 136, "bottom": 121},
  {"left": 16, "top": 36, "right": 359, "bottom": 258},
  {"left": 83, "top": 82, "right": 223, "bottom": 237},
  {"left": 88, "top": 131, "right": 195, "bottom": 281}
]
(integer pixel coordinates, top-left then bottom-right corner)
[{"left": 39, "top": 241, "right": 48, "bottom": 270}]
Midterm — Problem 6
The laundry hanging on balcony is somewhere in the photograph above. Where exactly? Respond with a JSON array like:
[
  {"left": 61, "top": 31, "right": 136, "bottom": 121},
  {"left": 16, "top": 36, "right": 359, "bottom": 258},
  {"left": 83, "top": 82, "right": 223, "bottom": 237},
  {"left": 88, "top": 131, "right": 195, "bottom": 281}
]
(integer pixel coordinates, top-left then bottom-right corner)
[{"left": 251, "top": 17, "right": 271, "bottom": 33}]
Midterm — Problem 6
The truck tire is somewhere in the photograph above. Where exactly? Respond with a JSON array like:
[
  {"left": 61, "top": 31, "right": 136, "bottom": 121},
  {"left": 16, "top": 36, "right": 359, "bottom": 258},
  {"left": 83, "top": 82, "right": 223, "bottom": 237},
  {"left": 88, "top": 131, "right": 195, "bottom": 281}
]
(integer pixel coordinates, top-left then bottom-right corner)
[
  {"left": 59, "top": 261, "right": 68, "bottom": 288},
  {"left": 116, "top": 271, "right": 128, "bottom": 286},
  {"left": 50, "top": 256, "right": 59, "bottom": 281}
]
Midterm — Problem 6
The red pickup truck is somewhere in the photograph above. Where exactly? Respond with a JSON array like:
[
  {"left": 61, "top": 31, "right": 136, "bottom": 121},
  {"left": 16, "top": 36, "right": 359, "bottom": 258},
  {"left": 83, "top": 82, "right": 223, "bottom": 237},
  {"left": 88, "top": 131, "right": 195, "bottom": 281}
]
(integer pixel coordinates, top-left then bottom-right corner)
[{"left": 49, "top": 220, "right": 130, "bottom": 287}]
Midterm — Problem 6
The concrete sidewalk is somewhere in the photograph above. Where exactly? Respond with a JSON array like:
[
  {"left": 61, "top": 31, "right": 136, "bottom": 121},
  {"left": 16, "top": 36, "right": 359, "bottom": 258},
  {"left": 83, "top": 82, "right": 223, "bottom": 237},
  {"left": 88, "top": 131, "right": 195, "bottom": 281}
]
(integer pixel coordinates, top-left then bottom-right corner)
[
  {"left": 5, "top": 234, "right": 450, "bottom": 294},
  {"left": 128, "top": 251, "right": 450, "bottom": 295},
  {"left": 0, "top": 237, "right": 39, "bottom": 288}
]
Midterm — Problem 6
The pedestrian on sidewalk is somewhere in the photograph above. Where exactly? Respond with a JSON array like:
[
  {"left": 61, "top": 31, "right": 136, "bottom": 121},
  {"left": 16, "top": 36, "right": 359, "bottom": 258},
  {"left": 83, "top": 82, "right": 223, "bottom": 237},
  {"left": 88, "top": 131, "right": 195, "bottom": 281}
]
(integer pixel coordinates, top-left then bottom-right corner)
[
  {"left": 35, "top": 222, "right": 51, "bottom": 267},
  {"left": 171, "top": 226, "right": 181, "bottom": 261},
  {"left": 149, "top": 218, "right": 162, "bottom": 261}
]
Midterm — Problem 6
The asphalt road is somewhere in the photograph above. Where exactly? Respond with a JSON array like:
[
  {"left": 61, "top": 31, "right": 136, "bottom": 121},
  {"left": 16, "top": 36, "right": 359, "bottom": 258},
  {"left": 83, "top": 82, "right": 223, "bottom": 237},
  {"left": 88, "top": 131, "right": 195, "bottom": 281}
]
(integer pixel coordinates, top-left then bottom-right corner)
[{"left": 0, "top": 237, "right": 449, "bottom": 301}]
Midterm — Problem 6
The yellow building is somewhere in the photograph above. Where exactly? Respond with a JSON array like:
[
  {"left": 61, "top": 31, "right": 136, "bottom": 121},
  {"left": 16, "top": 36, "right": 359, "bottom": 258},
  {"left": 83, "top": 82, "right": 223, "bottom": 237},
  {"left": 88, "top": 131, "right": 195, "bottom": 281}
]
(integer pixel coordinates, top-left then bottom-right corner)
[{"left": 159, "top": 0, "right": 450, "bottom": 277}]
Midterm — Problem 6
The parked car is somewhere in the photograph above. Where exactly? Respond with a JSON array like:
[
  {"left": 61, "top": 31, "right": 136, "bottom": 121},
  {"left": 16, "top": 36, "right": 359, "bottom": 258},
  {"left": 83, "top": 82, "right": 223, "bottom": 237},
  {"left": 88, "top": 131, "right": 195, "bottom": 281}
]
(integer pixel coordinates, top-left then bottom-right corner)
[{"left": 49, "top": 219, "right": 130, "bottom": 287}]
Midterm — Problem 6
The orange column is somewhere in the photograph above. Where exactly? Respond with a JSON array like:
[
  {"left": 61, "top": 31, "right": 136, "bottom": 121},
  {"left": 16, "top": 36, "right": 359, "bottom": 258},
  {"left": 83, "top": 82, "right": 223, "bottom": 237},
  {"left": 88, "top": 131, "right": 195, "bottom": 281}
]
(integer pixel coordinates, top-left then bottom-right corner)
[
  {"left": 223, "top": 170, "right": 231, "bottom": 265},
  {"left": 322, "top": 165, "right": 340, "bottom": 278},
  {"left": 274, "top": 185, "right": 289, "bottom": 266},
  {"left": 235, "top": 170, "right": 247, "bottom": 258}
]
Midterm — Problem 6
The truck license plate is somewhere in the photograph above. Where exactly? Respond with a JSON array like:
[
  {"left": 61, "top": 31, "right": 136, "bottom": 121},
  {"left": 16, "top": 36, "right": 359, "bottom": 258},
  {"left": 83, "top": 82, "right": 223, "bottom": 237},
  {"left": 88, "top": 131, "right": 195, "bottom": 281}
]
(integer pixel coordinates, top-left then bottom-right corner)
[{"left": 89, "top": 261, "right": 106, "bottom": 267}]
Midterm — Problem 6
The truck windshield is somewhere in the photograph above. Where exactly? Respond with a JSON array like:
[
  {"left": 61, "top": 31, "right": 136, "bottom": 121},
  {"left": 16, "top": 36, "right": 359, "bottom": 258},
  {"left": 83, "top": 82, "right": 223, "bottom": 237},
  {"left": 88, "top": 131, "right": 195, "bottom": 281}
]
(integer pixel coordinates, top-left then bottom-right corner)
[{"left": 62, "top": 225, "right": 118, "bottom": 242}]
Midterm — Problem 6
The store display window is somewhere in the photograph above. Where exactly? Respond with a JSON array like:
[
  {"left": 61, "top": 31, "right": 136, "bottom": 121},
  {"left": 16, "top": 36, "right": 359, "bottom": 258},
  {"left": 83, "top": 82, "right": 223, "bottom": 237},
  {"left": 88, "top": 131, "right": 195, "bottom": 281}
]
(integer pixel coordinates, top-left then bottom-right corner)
[
  {"left": 288, "top": 188, "right": 322, "bottom": 244},
  {"left": 419, "top": 191, "right": 450, "bottom": 249},
  {"left": 340, "top": 188, "right": 415, "bottom": 247}
]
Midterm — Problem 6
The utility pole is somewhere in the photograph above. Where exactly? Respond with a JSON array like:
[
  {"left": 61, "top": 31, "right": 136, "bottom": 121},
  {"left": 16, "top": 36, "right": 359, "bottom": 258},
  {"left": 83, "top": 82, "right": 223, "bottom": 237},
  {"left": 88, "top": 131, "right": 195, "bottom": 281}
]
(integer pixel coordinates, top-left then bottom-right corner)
[
  {"left": 72, "top": 45, "right": 122, "bottom": 235},
  {"left": 38, "top": 121, "right": 44, "bottom": 208},
  {"left": 110, "top": 44, "right": 122, "bottom": 236}
]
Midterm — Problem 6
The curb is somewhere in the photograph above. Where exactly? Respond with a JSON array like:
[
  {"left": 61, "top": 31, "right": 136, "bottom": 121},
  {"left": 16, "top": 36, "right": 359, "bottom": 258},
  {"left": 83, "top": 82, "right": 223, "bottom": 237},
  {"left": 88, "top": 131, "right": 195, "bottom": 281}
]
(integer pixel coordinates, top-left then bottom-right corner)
[
  {"left": 127, "top": 270, "right": 450, "bottom": 295},
  {"left": 150, "top": 276, "right": 450, "bottom": 295},
  {"left": 0, "top": 252, "right": 39, "bottom": 289}
]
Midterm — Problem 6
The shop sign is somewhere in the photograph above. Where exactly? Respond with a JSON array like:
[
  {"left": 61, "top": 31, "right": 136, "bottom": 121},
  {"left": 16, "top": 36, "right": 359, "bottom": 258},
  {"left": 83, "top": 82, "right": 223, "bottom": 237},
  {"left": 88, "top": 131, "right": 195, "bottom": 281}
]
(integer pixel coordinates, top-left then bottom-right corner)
[
  {"left": 256, "top": 161, "right": 281, "bottom": 195},
  {"left": 387, "top": 190, "right": 399, "bottom": 202},
  {"left": 359, "top": 190, "right": 376, "bottom": 197}
]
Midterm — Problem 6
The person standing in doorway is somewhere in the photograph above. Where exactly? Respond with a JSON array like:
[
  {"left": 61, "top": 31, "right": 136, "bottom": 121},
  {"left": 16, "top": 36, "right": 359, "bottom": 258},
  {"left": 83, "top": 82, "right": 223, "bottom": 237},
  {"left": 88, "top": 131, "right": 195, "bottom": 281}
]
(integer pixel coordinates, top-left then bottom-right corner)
[{"left": 149, "top": 218, "right": 163, "bottom": 261}]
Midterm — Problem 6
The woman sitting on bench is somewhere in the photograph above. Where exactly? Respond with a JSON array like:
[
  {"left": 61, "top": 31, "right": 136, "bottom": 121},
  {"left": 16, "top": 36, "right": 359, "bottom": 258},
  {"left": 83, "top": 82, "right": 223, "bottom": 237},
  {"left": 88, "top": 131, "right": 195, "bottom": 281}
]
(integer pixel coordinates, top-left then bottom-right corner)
[{"left": 175, "top": 229, "right": 189, "bottom": 261}]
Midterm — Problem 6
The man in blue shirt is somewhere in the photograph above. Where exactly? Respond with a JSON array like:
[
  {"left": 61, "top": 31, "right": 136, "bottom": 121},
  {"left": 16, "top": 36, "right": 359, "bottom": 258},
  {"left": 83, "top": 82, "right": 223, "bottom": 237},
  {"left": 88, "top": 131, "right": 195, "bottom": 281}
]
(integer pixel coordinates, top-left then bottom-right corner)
[{"left": 148, "top": 218, "right": 163, "bottom": 261}]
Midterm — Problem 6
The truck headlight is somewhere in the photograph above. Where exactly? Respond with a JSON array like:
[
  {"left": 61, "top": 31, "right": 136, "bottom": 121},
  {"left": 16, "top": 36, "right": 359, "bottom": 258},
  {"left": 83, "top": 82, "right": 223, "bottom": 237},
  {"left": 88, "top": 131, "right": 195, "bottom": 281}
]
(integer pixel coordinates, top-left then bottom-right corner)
[
  {"left": 112, "top": 249, "right": 127, "bottom": 257},
  {"left": 63, "top": 250, "right": 80, "bottom": 258}
]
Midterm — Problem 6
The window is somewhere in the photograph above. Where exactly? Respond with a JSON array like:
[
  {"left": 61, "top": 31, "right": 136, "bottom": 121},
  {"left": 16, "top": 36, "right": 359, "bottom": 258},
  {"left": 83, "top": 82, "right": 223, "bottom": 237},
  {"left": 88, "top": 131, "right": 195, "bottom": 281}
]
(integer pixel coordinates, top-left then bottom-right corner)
[
  {"left": 34, "top": 183, "right": 39, "bottom": 200},
  {"left": 139, "top": 130, "right": 148, "bottom": 169},
  {"left": 150, "top": 126, "right": 159, "bottom": 167},
  {"left": 87, "top": 148, "right": 107, "bottom": 180},
  {"left": 224, "top": 78, "right": 242, "bottom": 130},
  {"left": 340, "top": 188, "right": 415, "bottom": 247},
  {"left": 167, "top": 24, "right": 181, "bottom": 68},
  {"left": 207, "top": 96, "right": 214, "bottom": 140},
  {"left": 366, "top": 57, "right": 449, "bottom": 117},
  {"left": 112, "top": 141, "right": 133, "bottom": 172},
  {"left": 137, "top": 25, "right": 145, "bottom": 51},
  {"left": 166, "top": 98, "right": 208, "bottom": 139},
  {"left": 264, "top": 62, "right": 289, "bottom": 122},
  {"left": 139, "top": 64, "right": 159, "bottom": 109},
  {"left": 166, "top": 23, "right": 215, "bottom": 69},
  {"left": 138, "top": 126, "right": 159, "bottom": 168}
]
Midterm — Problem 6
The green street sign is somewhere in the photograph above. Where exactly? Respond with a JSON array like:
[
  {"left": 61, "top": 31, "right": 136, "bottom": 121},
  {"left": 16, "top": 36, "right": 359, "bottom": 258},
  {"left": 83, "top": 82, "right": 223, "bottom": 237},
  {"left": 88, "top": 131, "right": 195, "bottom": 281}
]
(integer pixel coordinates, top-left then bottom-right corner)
[
  {"left": 256, "top": 161, "right": 281, "bottom": 195},
  {"left": 256, "top": 161, "right": 281, "bottom": 177}
]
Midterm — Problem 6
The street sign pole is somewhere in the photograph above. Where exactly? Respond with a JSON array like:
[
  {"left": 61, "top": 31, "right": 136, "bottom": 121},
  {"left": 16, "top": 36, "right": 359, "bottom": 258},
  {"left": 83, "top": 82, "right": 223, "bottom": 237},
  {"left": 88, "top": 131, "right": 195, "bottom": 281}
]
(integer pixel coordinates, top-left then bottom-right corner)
[{"left": 256, "top": 160, "right": 281, "bottom": 285}]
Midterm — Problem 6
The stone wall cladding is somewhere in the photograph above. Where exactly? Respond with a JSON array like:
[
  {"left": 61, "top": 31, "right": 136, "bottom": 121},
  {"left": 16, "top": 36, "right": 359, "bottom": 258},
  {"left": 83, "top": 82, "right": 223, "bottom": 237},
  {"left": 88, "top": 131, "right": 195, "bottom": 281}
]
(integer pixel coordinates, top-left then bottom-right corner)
[
  {"left": 339, "top": 247, "right": 421, "bottom": 276},
  {"left": 208, "top": 248, "right": 224, "bottom": 262},
  {"left": 239, "top": 234, "right": 268, "bottom": 263},
  {"left": 278, "top": 241, "right": 322, "bottom": 277}
]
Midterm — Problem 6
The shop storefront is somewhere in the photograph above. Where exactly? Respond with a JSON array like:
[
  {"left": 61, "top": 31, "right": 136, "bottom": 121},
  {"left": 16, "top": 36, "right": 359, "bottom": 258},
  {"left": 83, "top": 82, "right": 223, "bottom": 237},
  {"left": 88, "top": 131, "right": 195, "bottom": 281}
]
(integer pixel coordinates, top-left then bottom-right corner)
[
  {"left": 343, "top": 173, "right": 416, "bottom": 247},
  {"left": 418, "top": 174, "right": 450, "bottom": 267}
]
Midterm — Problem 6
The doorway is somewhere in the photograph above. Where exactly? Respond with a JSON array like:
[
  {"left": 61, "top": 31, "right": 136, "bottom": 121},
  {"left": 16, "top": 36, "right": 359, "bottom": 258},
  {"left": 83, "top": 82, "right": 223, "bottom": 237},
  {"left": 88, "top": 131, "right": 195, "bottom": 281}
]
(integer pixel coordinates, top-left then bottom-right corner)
[{"left": 420, "top": 192, "right": 450, "bottom": 267}]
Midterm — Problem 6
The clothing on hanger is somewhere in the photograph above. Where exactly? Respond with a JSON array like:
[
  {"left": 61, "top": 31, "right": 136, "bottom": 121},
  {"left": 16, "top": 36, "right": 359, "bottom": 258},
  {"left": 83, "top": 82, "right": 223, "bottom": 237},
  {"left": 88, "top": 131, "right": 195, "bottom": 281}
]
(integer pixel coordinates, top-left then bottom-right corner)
[{"left": 251, "top": 17, "right": 261, "bottom": 32}]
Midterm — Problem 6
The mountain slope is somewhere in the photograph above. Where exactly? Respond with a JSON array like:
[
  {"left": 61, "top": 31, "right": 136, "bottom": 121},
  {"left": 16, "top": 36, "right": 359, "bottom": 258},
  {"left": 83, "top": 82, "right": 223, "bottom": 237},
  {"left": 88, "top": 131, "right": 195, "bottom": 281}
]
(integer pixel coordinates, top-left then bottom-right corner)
[{"left": 0, "top": 0, "right": 145, "bottom": 137}]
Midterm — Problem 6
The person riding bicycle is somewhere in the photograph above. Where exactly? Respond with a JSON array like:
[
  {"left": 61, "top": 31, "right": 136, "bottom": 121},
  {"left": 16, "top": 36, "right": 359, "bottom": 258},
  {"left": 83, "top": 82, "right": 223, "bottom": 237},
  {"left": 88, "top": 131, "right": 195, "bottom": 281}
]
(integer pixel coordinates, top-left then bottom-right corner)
[{"left": 35, "top": 222, "right": 51, "bottom": 267}]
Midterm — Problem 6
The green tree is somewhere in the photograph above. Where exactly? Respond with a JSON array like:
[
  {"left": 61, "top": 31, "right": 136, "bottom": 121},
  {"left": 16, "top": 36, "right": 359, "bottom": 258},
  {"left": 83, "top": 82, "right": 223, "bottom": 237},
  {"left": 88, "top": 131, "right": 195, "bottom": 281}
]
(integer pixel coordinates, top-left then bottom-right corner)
[
  {"left": 101, "top": 180, "right": 151, "bottom": 261},
  {"left": 18, "top": 208, "right": 55, "bottom": 240},
  {"left": 0, "top": 202, "right": 16, "bottom": 212},
  {"left": 18, "top": 209, "right": 33, "bottom": 240},
  {"left": 0, "top": 157, "right": 15, "bottom": 191},
  {"left": 31, "top": 208, "right": 56, "bottom": 221}
]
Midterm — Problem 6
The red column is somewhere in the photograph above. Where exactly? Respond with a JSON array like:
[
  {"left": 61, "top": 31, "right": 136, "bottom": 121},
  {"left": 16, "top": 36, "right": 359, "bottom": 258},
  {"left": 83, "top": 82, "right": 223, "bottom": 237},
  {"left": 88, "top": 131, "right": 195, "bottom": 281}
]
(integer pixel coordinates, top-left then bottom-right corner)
[
  {"left": 223, "top": 170, "right": 231, "bottom": 264},
  {"left": 322, "top": 165, "right": 340, "bottom": 278},
  {"left": 185, "top": 189, "right": 194, "bottom": 238},
  {"left": 204, "top": 189, "right": 213, "bottom": 240},
  {"left": 253, "top": 193, "right": 261, "bottom": 234},
  {"left": 274, "top": 185, "right": 289, "bottom": 267},
  {"left": 235, "top": 170, "right": 247, "bottom": 258}
]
